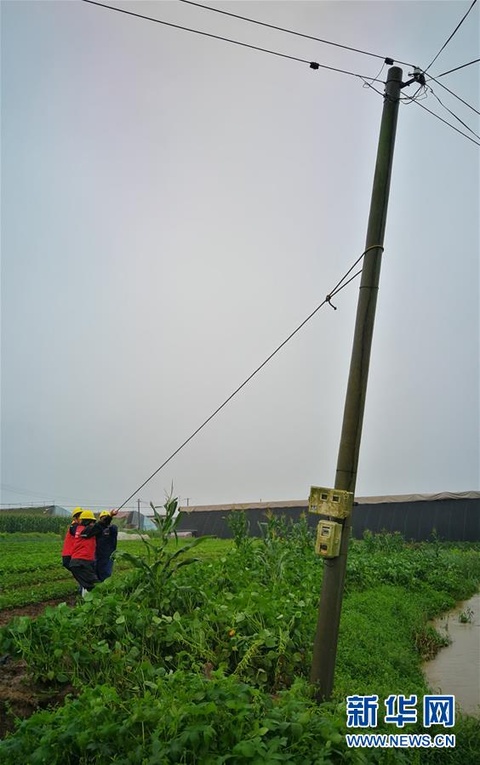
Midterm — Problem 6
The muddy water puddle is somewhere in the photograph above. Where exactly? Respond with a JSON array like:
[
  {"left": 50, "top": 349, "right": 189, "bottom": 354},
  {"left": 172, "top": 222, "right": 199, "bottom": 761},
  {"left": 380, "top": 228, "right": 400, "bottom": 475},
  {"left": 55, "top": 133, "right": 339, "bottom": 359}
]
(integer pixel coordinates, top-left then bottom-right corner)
[{"left": 423, "top": 592, "right": 480, "bottom": 716}]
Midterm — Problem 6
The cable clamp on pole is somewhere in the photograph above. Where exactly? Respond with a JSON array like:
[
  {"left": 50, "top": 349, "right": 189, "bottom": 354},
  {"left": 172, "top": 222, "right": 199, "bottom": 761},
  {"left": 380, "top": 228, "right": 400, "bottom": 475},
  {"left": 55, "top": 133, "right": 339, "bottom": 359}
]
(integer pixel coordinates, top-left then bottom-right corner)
[{"left": 363, "top": 245, "right": 385, "bottom": 255}]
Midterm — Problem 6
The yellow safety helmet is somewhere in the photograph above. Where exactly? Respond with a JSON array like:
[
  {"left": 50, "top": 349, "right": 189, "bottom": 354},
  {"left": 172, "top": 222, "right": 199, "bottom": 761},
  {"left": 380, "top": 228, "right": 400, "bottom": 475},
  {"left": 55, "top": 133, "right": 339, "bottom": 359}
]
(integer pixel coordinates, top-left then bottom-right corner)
[
  {"left": 98, "top": 511, "right": 111, "bottom": 519},
  {"left": 72, "top": 507, "right": 83, "bottom": 517},
  {"left": 79, "top": 510, "right": 96, "bottom": 522}
]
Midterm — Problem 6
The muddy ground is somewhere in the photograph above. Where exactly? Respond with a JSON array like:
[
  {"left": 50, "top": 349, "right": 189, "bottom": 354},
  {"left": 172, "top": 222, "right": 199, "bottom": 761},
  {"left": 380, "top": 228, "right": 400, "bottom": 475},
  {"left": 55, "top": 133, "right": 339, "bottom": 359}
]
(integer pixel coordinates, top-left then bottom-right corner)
[
  {"left": 0, "top": 596, "right": 77, "bottom": 739},
  {"left": 0, "top": 596, "right": 76, "bottom": 628}
]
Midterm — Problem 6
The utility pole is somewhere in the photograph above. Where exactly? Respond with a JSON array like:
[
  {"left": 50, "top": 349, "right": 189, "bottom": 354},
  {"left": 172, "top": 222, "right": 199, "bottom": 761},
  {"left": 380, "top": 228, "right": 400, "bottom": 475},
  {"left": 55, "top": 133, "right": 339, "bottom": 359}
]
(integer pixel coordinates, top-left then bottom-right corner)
[
  {"left": 137, "top": 498, "right": 141, "bottom": 529},
  {"left": 310, "top": 66, "right": 403, "bottom": 702}
]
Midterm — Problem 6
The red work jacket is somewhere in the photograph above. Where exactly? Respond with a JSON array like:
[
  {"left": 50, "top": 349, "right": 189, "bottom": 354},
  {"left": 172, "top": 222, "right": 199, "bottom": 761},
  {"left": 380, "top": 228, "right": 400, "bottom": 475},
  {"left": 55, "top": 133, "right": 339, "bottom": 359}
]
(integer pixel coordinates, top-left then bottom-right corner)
[
  {"left": 71, "top": 524, "right": 96, "bottom": 561},
  {"left": 61, "top": 522, "right": 78, "bottom": 556}
]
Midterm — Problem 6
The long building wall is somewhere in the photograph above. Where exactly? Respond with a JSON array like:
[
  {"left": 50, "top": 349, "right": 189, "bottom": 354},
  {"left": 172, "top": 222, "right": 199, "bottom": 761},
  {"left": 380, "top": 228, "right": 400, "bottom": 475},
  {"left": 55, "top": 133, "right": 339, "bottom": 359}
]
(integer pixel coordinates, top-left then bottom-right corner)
[{"left": 177, "top": 496, "right": 480, "bottom": 542}]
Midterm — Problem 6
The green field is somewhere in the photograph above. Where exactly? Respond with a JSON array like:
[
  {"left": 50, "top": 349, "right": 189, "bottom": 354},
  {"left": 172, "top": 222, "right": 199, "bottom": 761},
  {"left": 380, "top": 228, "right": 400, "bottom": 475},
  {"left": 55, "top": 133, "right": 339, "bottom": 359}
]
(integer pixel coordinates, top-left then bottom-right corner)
[
  {"left": 0, "top": 533, "right": 230, "bottom": 610},
  {"left": 0, "top": 512, "right": 479, "bottom": 763}
]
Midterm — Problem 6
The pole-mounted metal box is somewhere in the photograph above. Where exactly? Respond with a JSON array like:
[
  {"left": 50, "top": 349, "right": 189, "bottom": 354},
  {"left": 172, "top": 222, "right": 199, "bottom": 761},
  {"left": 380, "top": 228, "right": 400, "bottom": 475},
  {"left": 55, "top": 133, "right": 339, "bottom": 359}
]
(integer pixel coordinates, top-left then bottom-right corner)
[
  {"left": 315, "top": 520, "right": 342, "bottom": 558},
  {"left": 308, "top": 486, "right": 354, "bottom": 520}
]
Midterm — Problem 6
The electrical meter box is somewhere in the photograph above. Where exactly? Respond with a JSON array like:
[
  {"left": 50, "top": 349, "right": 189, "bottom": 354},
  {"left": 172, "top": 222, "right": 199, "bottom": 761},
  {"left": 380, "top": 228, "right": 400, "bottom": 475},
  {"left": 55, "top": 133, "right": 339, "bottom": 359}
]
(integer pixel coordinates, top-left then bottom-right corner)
[
  {"left": 315, "top": 520, "right": 342, "bottom": 558},
  {"left": 308, "top": 486, "right": 354, "bottom": 520}
]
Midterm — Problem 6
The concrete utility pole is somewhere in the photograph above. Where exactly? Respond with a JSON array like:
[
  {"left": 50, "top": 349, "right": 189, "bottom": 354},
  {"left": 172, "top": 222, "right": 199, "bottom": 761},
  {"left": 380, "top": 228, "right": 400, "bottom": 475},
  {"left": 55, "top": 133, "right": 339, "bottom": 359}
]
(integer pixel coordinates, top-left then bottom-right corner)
[
  {"left": 310, "top": 66, "right": 403, "bottom": 702},
  {"left": 137, "top": 498, "right": 141, "bottom": 529}
]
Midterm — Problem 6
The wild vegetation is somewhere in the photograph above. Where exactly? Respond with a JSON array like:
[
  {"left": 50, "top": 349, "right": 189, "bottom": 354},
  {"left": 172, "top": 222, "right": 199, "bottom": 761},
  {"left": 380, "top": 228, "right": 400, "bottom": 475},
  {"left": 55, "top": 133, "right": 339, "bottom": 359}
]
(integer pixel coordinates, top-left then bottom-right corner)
[{"left": 0, "top": 501, "right": 479, "bottom": 763}]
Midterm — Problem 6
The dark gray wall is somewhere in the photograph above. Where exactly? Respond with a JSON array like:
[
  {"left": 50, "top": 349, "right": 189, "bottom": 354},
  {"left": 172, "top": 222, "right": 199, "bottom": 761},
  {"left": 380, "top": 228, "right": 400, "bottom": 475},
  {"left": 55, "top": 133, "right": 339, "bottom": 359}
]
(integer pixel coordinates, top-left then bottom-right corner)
[
  {"left": 177, "top": 498, "right": 480, "bottom": 542},
  {"left": 352, "top": 497, "right": 479, "bottom": 541}
]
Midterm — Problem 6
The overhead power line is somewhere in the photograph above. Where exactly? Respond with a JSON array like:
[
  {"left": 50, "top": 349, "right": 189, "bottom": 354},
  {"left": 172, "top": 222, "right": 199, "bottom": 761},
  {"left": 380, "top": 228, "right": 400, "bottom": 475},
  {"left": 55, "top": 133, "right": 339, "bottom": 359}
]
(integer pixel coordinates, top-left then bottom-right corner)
[
  {"left": 177, "top": 0, "right": 413, "bottom": 67},
  {"left": 427, "top": 85, "right": 480, "bottom": 140},
  {"left": 412, "top": 99, "right": 480, "bottom": 147},
  {"left": 116, "top": 247, "right": 376, "bottom": 511},
  {"left": 0, "top": 482, "right": 126, "bottom": 508},
  {"left": 436, "top": 57, "right": 480, "bottom": 77},
  {"left": 358, "top": 73, "right": 480, "bottom": 147},
  {"left": 81, "top": 0, "right": 384, "bottom": 81},
  {"left": 426, "top": 74, "right": 480, "bottom": 116},
  {"left": 1, "top": 483, "right": 54, "bottom": 499},
  {"left": 358, "top": 66, "right": 479, "bottom": 145},
  {"left": 425, "top": 0, "right": 478, "bottom": 73}
]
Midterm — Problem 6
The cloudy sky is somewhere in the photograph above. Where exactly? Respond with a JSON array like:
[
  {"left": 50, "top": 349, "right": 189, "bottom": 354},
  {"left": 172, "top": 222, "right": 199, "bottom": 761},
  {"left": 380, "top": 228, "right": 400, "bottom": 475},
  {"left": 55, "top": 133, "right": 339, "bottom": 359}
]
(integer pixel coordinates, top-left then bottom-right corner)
[{"left": 1, "top": 0, "right": 479, "bottom": 512}]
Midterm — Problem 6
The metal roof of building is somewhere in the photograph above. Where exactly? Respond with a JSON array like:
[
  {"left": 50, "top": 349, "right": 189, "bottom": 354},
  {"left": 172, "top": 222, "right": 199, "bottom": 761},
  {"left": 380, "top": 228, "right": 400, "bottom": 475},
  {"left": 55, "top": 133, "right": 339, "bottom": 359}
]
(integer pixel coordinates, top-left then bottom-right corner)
[{"left": 175, "top": 491, "right": 480, "bottom": 513}]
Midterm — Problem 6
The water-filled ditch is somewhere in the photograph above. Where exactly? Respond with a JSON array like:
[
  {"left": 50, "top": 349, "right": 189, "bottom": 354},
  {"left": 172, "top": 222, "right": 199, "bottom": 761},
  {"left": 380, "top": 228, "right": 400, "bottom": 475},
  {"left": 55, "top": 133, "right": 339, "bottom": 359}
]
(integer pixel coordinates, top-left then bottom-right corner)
[{"left": 423, "top": 591, "right": 480, "bottom": 717}]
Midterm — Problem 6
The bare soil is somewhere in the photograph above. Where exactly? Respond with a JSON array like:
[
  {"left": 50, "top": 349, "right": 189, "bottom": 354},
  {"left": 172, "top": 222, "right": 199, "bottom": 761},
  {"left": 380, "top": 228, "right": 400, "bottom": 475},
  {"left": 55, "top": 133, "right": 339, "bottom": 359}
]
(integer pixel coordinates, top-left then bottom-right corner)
[
  {"left": 0, "top": 596, "right": 77, "bottom": 739},
  {"left": 0, "top": 658, "right": 77, "bottom": 739},
  {"left": 0, "top": 596, "right": 76, "bottom": 628}
]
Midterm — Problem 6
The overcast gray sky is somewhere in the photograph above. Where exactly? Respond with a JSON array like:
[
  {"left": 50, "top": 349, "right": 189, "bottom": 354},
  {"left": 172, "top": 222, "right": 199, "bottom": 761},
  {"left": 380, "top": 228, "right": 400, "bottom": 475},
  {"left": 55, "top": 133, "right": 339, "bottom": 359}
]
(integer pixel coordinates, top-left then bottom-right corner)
[{"left": 1, "top": 0, "right": 479, "bottom": 512}]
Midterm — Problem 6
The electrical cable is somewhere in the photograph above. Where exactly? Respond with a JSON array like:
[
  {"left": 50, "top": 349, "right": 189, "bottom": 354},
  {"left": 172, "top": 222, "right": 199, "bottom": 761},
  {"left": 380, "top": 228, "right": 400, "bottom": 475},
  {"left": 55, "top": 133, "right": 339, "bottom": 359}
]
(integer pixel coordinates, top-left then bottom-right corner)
[
  {"left": 115, "top": 247, "right": 381, "bottom": 511},
  {"left": 361, "top": 62, "right": 386, "bottom": 95},
  {"left": 81, "top": 0, "right": 384, "bottom": 81},
  {"left": 426, "top": 85, "right": 480, "bottom": 140},
  {"left": 177, "top": 0, "right": 413, "bottom": 67},
  {"left": 0, "top": 483, "right": 75, "bottom": 504},
  {"left": 436, "top": 57, "right": 480, "bottom": 77},
  {"left": 411, "top": 99, "right": 480, "bottom": 146},
  {"left": 425, "top": 75, "right": 480, "bottom": 116},
  {"left": 361, "top": 78, "right": 424, "bottom": 103},
  {"left": 399, "top": 84, "right": 427, "bottom": 105},
  {"left": 361, "top": 79, "right": 386, "bottom": 98},
  {"left": 424, "top": 0, "right": 478, "bottom": 73},
  {"left": 1, "top": 483, "right": 55, "bottom": 499},
  {"left": 362, "top": 74, "right": 480, "bottom": 143},
  {"left": 0, "top": 482, "right": 128, "bottom": 508}
]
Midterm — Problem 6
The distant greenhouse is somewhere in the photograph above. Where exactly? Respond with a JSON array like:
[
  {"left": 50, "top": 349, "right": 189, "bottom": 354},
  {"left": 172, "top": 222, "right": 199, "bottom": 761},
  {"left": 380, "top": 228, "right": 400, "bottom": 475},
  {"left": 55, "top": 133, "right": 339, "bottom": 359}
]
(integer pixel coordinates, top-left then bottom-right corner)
[
  {"left": 172, "top": 492, "right": 480, "bottom": 542},
  {"left": 0, "top": 505, "right": 70, "bottom": 517}
]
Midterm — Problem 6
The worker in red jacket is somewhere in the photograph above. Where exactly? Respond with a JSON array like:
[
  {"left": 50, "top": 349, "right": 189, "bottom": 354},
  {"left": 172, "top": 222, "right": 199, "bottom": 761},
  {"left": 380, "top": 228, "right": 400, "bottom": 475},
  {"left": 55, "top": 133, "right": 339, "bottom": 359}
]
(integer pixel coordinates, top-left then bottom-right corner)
[
  {"left": 70, "top": 509, "right": 118, "bottom": 594},
  {"left": 61, "top": 507, "right": 83, "bottom": 569}
]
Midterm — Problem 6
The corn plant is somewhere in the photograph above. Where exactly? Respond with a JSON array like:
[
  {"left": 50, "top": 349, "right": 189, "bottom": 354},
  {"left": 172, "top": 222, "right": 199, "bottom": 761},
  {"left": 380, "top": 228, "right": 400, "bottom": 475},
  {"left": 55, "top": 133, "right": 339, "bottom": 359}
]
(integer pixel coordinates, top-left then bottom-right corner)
[
  {"left": 227, "top": 510, "right": 252, "bottom": 549},
  {"left": 116, "top": 492, "right": 208, "bottom": 608},
  {"left": 0, "top": 514, "right": 68, "bottom": 534}
]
